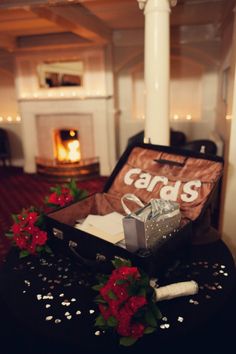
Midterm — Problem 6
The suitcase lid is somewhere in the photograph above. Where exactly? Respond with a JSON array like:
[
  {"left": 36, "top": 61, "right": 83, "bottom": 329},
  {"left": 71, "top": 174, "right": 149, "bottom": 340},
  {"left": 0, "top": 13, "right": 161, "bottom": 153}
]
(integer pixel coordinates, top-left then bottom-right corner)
[{"left": 104, "top": 143, "right": 224, "bottom": 222}]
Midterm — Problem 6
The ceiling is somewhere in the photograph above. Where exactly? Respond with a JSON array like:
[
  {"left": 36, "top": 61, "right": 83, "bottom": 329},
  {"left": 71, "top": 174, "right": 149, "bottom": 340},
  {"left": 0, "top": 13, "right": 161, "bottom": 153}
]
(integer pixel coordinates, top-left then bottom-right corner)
[{"left": 0, "top": 0, "right": 235, "bottom": 54}]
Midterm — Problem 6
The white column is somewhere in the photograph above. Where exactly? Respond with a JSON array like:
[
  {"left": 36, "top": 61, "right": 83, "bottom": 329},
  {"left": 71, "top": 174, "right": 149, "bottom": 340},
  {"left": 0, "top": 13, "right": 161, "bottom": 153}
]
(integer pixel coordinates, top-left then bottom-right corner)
[{"left": 138, "top": 0, "right": 176, "bottom": 145}]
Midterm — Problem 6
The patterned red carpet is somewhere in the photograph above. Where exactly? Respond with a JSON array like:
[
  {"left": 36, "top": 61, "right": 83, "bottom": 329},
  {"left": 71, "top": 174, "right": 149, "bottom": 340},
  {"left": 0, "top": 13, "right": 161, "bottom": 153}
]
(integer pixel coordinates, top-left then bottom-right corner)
[{"left": 0, "top": 167, "right": 107, "bottom": 261}]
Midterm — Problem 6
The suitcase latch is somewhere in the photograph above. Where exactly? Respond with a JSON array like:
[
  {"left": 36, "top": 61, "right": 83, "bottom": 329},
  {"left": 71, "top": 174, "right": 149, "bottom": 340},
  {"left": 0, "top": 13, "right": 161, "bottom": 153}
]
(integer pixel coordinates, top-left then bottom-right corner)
[
  {"left": 52, "top": 228, "right": 64, "bottom": 240},
  {"left": 96, "top": 253, "right": 106, "bottom": 262},
  {"left": 69, "top": 240, "right": 78, "bottom": 248}
]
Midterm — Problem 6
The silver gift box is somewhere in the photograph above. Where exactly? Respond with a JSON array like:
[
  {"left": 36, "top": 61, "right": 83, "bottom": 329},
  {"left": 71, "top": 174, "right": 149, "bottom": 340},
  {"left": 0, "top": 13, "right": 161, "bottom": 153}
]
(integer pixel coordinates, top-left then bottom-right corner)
[{"left": 122, "top": 198, "right": 181, "bottom": 253}]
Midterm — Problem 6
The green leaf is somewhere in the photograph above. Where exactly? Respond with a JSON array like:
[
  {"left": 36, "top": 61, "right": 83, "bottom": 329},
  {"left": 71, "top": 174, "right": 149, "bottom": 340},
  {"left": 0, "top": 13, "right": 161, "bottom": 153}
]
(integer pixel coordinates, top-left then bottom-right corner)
[
  {"left": 44, "top": 245, "right": 52, "bottom": 254},
  {"left": 35, "top": 214, "right": 44, "bottom": 227},
  {"left": 5, "top": 232, "right": 13, "bottom": 238},
  {"left": 92, "top": 284, "right": 104, "bottom": 291},
  {"left": 112, "top": 257, "right": 132, "bottom": 269},
  {"left": 19, "top": 250, "right": 30, "bottom": 258},
  {"left": 150, "top": 303, "right": 162, "bottom": 320},
  {"left": 108, "top": 290, "right": 117, "bottom": 300},
  {"left": 95, "top": 315, "right": 106, "bottom": 327},
  {"left": 137, "top": 287, "right": 146, "bottom": 296},
  {"left": 36, "top": 246, "right": 43, "bottom": 252},
  {"left": 107, "top": 316, "right": 118, "bottom": 327},
  {"left": 119, "top": 337, "right": 137, "bottom": 347},
  {"left": 145, "top": 309, "right": 157, "bottom": 328},
  {"left": 94, "top": 295, "right": 106, "bottom": 304},
  {"left": 96, "top": 273, "right": 109, "bottom": 284},
  {"left": 144, "top": 326, "right": 156, "bottom": 334},
  {"left": 12, "top": 214, "right": 19, "bottom": 223},
  {"left": 115, "top": 279, "right": 127, "bottom": 285},
  {"left": 69, "top": 179, "right": 77, "bottom": 191}
]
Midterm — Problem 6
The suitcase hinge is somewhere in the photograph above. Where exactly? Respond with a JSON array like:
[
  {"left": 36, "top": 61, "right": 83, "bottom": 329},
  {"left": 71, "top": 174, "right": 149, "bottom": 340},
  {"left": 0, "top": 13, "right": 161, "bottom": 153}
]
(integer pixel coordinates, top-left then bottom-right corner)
[{"left": 52, "top": 228, "right": 64, "bottom": 240}]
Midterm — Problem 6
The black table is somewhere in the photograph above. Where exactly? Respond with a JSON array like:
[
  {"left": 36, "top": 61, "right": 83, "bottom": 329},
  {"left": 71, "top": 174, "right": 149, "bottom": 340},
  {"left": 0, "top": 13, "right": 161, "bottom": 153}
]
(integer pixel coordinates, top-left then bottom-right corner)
[{"left": 0, "top": 240, "right": 235, "bottom": 354}]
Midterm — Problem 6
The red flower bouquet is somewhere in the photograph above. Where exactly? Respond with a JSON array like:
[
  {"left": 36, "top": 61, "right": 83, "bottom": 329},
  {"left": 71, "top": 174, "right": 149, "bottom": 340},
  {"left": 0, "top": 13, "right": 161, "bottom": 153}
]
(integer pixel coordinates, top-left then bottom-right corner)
[
  {"left": 45, "top": 179, "right": 88, "bottom": 209},
  {"left": 6, "top": 207, "right": 51, "bottom": 258},
  {"left": 93, "top": 258, "right": 162, "bottom": 346}
]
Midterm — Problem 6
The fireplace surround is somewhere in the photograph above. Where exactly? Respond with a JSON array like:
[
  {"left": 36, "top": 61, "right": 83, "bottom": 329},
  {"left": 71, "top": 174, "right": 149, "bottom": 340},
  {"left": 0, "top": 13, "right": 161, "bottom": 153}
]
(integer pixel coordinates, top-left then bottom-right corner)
[{"left": 19, "top": 97, "right": 115, "bottom": 176}]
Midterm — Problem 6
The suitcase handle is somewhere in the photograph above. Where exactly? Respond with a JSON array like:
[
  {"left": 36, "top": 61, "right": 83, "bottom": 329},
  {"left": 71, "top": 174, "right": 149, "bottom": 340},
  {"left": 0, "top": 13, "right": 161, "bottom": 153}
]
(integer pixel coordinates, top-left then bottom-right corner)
[{"left": 69, "top": 240, "right": 107, "bottom": 267}]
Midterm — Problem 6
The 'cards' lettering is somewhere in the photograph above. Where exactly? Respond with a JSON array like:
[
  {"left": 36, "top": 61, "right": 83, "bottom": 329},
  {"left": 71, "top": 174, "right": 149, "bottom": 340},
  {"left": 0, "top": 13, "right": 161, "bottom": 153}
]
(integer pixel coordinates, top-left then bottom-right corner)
[{"left": 123, "top": 168, "right": 201, "bottom": 203}]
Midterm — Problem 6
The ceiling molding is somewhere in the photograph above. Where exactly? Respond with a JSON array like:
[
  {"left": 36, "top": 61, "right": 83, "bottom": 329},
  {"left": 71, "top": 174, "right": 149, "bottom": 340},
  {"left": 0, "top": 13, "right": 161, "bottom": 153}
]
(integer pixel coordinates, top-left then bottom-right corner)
[
  {"left": 30, "top": 4, "right": 112, "bottom": 44},
  {"left": 171, "top": 43, "right": 220, "bottom": 67},
  {"left": 0, "top": 0, "right": 81, "bottom": 9},
  {"left": 17, "top": 32, "right": 92, "bottom": 51}
]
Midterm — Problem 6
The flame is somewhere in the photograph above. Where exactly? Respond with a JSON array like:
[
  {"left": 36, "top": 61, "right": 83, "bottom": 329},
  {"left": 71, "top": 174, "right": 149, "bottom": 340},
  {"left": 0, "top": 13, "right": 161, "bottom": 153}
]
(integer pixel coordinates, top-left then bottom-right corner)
[
  {"left": 68, "top": 140, "right": 81, "bottom": 162},
  {"left": 56, "top": 139, "right": 81, "bottom": 163}
]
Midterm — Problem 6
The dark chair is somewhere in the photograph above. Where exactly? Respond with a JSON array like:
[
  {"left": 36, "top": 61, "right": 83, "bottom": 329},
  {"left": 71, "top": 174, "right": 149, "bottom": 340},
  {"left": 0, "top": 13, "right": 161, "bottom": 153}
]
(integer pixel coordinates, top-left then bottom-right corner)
[
  {"left": 0, "top": 128, "right": 11, "bottom": 166},
  {"left": 182, "top": 139, "right": 217, "bottom": 155}
]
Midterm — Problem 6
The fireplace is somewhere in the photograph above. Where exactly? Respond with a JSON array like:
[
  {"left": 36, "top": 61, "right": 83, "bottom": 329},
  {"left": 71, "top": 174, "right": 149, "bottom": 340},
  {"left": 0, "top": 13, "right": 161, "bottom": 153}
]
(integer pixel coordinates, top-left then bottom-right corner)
[
  {"left": 19, "top": 98, "right": 115, "bottom": 177},
  {"left": 31, "top": 113, "right": 100, "bottom": 181},
  {"left": 54, "top": 129, "right": 81, "bottom": 163}
]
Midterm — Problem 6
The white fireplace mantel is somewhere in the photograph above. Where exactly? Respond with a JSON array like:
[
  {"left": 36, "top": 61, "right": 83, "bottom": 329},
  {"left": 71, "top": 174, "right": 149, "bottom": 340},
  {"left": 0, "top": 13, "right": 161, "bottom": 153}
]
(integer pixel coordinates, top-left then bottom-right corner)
[{"left": 19, "top": 96, "right": 115, "bottom": 176}]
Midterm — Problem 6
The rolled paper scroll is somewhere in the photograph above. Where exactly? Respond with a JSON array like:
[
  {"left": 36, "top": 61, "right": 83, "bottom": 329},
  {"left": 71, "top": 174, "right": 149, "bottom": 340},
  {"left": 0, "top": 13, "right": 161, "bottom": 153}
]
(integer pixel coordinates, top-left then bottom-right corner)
[{"left": 153, "top": 280, "right": 199, "bottom": 302}]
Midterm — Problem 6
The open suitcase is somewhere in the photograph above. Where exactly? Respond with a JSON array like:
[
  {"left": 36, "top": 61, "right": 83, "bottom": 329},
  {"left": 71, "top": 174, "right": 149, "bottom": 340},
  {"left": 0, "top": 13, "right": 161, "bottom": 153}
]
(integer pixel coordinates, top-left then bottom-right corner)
[{"left": 45, "top": 143, "right": 224, "bottom": 276}]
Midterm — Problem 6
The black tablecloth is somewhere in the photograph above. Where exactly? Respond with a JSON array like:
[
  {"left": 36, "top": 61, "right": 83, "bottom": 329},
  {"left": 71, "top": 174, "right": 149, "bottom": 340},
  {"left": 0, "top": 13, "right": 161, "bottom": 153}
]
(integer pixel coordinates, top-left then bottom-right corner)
[{"left": 0, "top": 240, "right": 235, "bottom": 354}]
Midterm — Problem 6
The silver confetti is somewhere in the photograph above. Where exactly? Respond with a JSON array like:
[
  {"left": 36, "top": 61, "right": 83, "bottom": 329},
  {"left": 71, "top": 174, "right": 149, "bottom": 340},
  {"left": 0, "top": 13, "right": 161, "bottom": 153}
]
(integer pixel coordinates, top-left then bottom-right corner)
[
  {"left": 59, "top": 293, "right": 64, "bottom": 297},
  {"left": 46, "top": 316, "right": 53, "bottom": 321},
  {"left": 89, "top": 309, "right": 95, "bottom": 314},
  {"left": 45, "top": 304, "right": 51, "bottom": 308},
  {"left": 76, "top": 310, "right": 81, "bottom": 315},
  {"left": 95, "top": 331, "right": 101, "bottom": 336},
  {"left": 177, "top": 316, "right": 184, "bottom": 322},
  {"left": 55, "top": 319, "right": 61, "bottom": 324},
  {"left": 71, "top": 298, "right": 76, "bottom": 302}
]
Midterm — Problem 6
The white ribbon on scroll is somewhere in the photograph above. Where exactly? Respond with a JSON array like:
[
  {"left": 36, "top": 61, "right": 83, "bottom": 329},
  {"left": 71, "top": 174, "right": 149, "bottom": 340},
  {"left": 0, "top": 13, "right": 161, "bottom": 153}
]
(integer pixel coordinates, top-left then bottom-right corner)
[{"left": 152, "top": 280, "right": 199, "bottom": 302}]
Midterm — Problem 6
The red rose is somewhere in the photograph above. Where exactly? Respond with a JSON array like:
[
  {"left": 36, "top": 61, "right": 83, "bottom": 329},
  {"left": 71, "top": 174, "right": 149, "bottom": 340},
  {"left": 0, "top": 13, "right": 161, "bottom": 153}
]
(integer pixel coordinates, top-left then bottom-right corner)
[
  {"left": 130, "top": 323, "right": 145, "bottom": 339},
  {"left": 48, "top": 192, "right": 59, "bottom": 205},
  {"left": 128, "top": 296, "right": 147, "bottom": 313},
  {"left": 33, "top": 230, "right": 47, "bottom": 246},
  {"left": 113, "top": 266, "right": 140, "bottom": 280},
  {"left": 27, "top": 242, "right": 36, "bottom": 254},
  {"left": 26, "top": 212, "right": 38, "bottom": 224},
  {"left": 117, "top": 321, "right": 131, "bottom": 337},
  {"left": 13, "top": 235, "right": 27, "bottom": 249},
  {"left": 12, "top": 223, "right": 21, "bottom": 235}
]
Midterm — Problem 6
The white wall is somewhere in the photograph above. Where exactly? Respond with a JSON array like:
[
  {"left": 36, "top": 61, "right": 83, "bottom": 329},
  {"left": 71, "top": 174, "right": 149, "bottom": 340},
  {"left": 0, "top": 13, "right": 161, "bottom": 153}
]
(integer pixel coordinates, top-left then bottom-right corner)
[
  {"left": 220, "top": 10, "right": 236, "bottom": 258},
  {"left": 0, "top": 69, "right": 23, "bottom": 166},
  {"left": 222, "top": 77, "right": 236, "bottom": 258},
  {"left": 114, "top": 29, "right": 220, "bottom": 156}
]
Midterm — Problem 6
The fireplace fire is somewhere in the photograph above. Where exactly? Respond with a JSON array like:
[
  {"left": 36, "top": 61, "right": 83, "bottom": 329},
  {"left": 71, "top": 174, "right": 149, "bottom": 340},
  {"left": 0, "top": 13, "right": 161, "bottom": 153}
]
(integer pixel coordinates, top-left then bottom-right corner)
[
  {"left": 36, "top": 127, "right": 100, "bottom": 181},
  {"left": 54, "top": 129, "right": 81, "bottom": 163}
]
